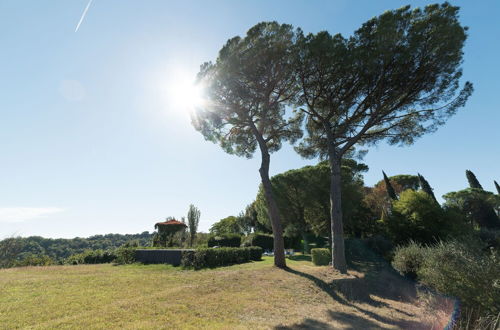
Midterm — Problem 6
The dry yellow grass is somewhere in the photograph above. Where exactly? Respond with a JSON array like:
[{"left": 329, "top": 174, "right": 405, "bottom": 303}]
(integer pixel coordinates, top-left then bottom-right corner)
[{"left": 0, "top": 256, "right": 452, "bottom": 329}]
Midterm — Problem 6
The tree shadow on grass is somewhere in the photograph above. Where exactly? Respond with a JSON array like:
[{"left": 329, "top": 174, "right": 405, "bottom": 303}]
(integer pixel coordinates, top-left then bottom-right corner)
[
  {"left": 274, "top": 318, "right": 335, "bottom": 329},
  {"left": 274, "top": 310, "right": 426, "bottom": 330},
  {"left": 280, "top": 240, "right": 425, "bottom": 329}
]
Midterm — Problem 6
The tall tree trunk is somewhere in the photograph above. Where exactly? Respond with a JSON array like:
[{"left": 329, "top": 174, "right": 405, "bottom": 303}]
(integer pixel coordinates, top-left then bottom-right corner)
[
  {"left": 259, "top": 147, "right": 287, "bottom": 268},
  {"left": 326, "top": 131, "right": 347, "bottom": 273}
]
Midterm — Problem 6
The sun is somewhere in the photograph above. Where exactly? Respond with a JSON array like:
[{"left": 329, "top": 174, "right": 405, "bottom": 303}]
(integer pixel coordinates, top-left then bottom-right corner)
[{"left": 165, "top": 72, "right": 205, "bottom": 113}]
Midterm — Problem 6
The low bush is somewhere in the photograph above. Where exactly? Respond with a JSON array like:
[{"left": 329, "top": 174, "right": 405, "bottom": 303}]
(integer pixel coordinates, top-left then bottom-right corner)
[
  {"left": 207, "top": 234, "right": 241, "bottom": 247},
  {"left": 248, "top": 246, "right": 262, "bottom": 261},
  {"left": 181, "top": 247, "right": 262, "bottom": 269},
  {"left": 114, "top": 246, "right": 137, "bottom": 264},
  {"left": 311, "top": 248, "right": 330, "bottom": 266},
  {"left": 391, "top": 241, "right": 425, "bottom": 280},
  {"left": 14, "top": 254, "right": 55, "bottom": 267},
  {"left": 248, "top": 234, "right": 274, "bottom": 251},
  {"left": 66, "top": 249, "right": 116, "bottom": 265},
  {"left": 392, "top": 240, "right": 500, "bottom": 320},
  {"left": 417, "top": 241, "right": 499, "bottom": 316}
]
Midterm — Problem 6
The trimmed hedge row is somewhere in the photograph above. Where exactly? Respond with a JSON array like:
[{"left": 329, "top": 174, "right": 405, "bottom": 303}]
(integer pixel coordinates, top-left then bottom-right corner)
[
  {"left": 207, "top": 234, "right": 241, "bottom": 247},
  {"left": 66, "top": 249, "right": 116, "bottom": 265},
  {"left": 311, "top": 248, "right": 330, "bottom": 266},
  {"left": 181, "top": 247, "right": 262, "bottom": 269}
]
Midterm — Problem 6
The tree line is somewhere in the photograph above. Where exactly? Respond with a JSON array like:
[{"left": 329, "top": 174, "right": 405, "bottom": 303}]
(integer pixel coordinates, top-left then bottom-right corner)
[
  {"left": 0, "top": 232, "right": 152, "bottom": 267},
  {"left": 209, "top": 163, "right": 499, "bottom": 251}
]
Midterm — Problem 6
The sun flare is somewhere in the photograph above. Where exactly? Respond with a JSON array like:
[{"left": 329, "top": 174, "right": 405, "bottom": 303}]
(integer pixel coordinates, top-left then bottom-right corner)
[{"left": 165, "top": 73, "right": 205, "bottom": 113}]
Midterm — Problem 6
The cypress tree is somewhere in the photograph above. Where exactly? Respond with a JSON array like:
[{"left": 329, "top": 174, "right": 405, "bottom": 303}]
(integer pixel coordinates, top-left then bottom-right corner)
[
  {"left": 494, "top": 180, "right": 500, "bottom": 195},
  {"left": 383, "top": 171, "right": 398, "bottom": 200},
  {"left": 418, "top": 173, "right": 438, "bottom": 203},
  {"left": 466, "top": 170, "right": 483, "bottom": 189}
]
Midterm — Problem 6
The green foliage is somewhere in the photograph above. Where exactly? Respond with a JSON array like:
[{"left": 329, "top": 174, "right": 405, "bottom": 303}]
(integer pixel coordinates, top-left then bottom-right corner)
[
  {"left": 245, "top": 234, "right": 274, "bottom": 251},
  {"left": 364, "top": 235, "right": 394, "bottom": 261},
  {"left": 444, "top": 188, "right": 500, "bottom": 229},
  {"left": 479, "top": 228, "right": 500, "bottom": 250},
  {"left": 194, "top": 232, "right": 211, "bottom": 248},
  {"left": 209, "top": 216, "right": 243, "bottom": 235},
  {"left": 14, "top": 254, "right": 55, "bottom": 267},
  {"left": 187, "top": 204, "right": 201, "bottom": 247},
  {"left": 383, "top": 171, "right": 398, "bottom": 200},
  {"left": 192, "top": 21, "right": 303, "bottom": 158},
  {"left": 420, "top": 241, "right": 499, "bottom": 315},
  {"left": 114, "top": 247, "right": 137, "bottom": 264},
  {"left": 389, "top": 175, "right": 420, "bottom": 192},
  {"left": 391, "top": 242, "right": 426, "bottom": 280},
  {"left": 311, "top": 248, "right": 330, "bottom": 266},
  {"left": 181, "top": 247, "right": 262, "bottom": 269},
  {"left": 254, "top": 159, "right": 374, "bottom": 239},
  {"left": 293, "top": 3, "right": 472, "bottom": 272},
  {"left": 417, "top": 173, "right": 437, "bottom": 203},
  {"left": 66, "top": 249, "right": 116, "bottom": 265},
  {"left": 0, "top": 232, "right": 152, "bottom": 265},
  {"left": 384, "top": 190, "right": 462, "bottom": 244},
  {"left": 466, "top": 169, "right": 483, "bottom": 189},
  {"left": 0, "top": 237, "right": 24, "bottom": 268},
  {"left": 207, "top": 234, "right": 241, "bottom": 247},
  {"left": 393, "top": 240, "right": 500, "bottom": 316},
  {"left": 295, "top": 3, "right": 472, "bottom": 158}
]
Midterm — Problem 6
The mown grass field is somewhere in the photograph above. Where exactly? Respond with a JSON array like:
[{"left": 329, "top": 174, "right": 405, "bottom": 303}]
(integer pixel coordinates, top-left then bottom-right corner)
[{"left": 0, "top": 254, "right": 454, "bottom": 329}]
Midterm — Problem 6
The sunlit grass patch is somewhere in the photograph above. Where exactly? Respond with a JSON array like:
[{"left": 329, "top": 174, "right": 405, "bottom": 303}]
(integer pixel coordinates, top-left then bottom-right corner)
[{"left": 0, "top": 256, "right": 445, "bottom": 329}]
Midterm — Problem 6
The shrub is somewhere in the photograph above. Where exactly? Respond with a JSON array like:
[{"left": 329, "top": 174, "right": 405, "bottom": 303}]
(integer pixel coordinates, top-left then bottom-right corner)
[
  {"left": 417, "top": 240, "right": 499, "bottom": 316},
  {"left": 0, "top": 237, "right": 23, "bottom": 268},
  {"left": 66, "top": 249, "right": 116, "bottom": 265},
  {"left": 14, "top": 254, "right": 54, "bottom": 267},
  {"left": 311, "top": 248, "right": 330, "bottom": 266},
  {"left": 248, "top": 246, "right": 262, "bottom": 261},
  {"left": 207, "top": 234, "right": 241, "bottom": 247},
  {"left": 181, "top": 247, "right": 262, "bottom": 269},
  {"left": 384, "top": 190, "right": 461, "bottom": 245},
  {"left": 114, "top": 247, "right": 137, "bottom": 264},
  {"left": 391, "top": 241, "right": 426, "bottom": 280},
  {"left": 249, "top": 234, "right": 274, "bottom": 251}
]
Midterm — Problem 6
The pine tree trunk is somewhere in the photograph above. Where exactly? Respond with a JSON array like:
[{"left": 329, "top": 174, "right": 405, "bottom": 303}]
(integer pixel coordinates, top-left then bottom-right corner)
[
  {"left": 328, "top": 157, "right": 347, "bottom": 273},
  {"left": 324, "top": 128, "right": 347, "bottom": 273},
  {"left": 259, "top": 147, "right": 287, "bottom": 268}
]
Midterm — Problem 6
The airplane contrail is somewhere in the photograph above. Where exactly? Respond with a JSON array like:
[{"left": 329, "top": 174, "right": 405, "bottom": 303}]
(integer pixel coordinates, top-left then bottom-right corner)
[{"left": 75, "top": 0, "right": 94, "bottom": 32}]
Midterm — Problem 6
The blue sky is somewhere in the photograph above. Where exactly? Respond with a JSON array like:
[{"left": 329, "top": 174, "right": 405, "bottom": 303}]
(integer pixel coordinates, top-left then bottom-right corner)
[{"left": 1, "top": 0, "right": 499, "bottom": 238}]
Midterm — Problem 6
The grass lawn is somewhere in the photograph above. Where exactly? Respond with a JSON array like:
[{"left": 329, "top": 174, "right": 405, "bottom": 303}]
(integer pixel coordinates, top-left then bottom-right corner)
[{"left": 0, "top": 250, "right": 455, "bottom": 329}]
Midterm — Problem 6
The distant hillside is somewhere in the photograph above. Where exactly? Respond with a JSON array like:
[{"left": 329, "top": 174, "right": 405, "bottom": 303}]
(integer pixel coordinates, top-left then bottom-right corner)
[{"left": 2, "top": 232, "right": 153, "bottom": 262}]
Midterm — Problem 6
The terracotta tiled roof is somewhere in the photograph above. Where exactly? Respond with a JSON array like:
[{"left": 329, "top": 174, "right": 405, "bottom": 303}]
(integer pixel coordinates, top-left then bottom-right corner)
[{"left": 155, "top": 219, "right": 187, "bottom": 227}]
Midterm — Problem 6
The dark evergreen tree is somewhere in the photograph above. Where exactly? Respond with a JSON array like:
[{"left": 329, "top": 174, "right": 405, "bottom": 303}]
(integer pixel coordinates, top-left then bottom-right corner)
[
  {"left": 383, "top": 171, "right": 398, "bottom": 201},
  {"left": 293, "top": 3, "right": 472, "bottom": 272},
  {"left": 418, "top": 173, "right": 438, "bottom": 203},
  {"left": 494, "top": 180, "right": 500, "bottom": 195},
  {"left": 192, "top": 22, "right": 302, "bottom": 268},
  {"left": 466, "top": 170, "right": 483, "bottom": 190}
]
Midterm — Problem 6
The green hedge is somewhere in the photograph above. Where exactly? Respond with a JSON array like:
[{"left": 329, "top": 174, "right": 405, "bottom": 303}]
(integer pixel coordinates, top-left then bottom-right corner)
[
  {"left": 114, "top": 246, "right": 137, "bottom": 264},
  {"left": 248, "top": 234, "right": 274, "bottom": 250},
  {"left": 207, "top": 234, "right": 241, "bottom": 247},
  {"left": 66, "top": 249, "right": 116, "bottom": 265},
  {"left": 181, "top": 247, "right": 262, "bottom": 269},
  {"left": 311, "top": 248, "right": 330, "bottom": 266}
]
